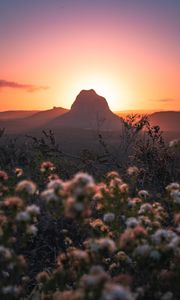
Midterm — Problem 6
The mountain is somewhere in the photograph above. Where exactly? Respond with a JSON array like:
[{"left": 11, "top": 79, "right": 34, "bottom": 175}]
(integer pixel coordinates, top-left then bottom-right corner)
[
  {"left": 24, "top": 107, "right": 68, "bottom": 128},
  {"left": 116, "top": 110, "right": 157, "bottom": 118},
  {"left": 149, "top": 111, "right": 180, "bottom": 132},
  {"left": 48, "top": 89, "right": 123, "bottom": 131},
  {"left": 0, "top": 110, "right": 39, "bottom": 120},
  {"left": 0, "top": 107, "right": 68, "bottom": 134}
]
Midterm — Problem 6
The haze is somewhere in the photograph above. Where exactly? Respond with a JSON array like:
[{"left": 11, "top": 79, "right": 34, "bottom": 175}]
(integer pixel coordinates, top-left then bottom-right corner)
[{"left": 1, "top": 0, "right": 180, "bottom": 111}]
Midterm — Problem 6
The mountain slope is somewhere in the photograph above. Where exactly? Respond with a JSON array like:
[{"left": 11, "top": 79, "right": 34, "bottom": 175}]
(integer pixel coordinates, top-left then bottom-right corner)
[
  {"left": 149, "top": 111, "right": 180, "bottom": 132},
  {"left": 48, "top": 89, "right": 123, "bottom": 131},
  {"left": 0, "top": 110, "right": 39, "bottom": 120},
  {"left": 0, "top": 107, "right": 68, "bottom": 134}
]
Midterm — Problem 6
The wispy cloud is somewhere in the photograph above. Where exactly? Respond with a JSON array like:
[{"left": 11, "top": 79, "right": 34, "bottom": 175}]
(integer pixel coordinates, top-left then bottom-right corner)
[
  {"left": 0, "top": 79, "right": 49, "bottom": 92},
  {"left": 155, "top": 98, "right": 175, "bottom": 103}
]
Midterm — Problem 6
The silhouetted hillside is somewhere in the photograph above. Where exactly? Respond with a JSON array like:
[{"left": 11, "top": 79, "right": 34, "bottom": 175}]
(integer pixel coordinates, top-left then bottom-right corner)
[
  {"left": 48, "top": 89, "right": 123, "bottom": 131},
  {"left": 149, "top": 111, "right": 180, "bottom": 132},
  {"left": 0, "top": 110, "right": 39, "bottom": 120},
  {"left": 0, "top": 107, "right": 68, "bottom": 134}
]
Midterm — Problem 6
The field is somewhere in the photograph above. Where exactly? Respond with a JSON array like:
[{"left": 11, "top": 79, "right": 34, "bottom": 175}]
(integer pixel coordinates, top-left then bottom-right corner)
[{"left": 0, "top": 116, "right": 180, "bottom": 300}]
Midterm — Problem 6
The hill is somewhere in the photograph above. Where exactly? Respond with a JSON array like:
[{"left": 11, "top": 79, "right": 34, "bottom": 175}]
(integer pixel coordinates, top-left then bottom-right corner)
[
  {"left": 0, "top": 107, "right": 68, "bottom": 134},
  {"left": 48, "top": 89, "right": 123, "bottom": 131},
  {"left": 149, "top": 111, "right": 180, "bottom": 132},
  {"left": 0, "top": 110, "right": 39, "bottom": 120}
]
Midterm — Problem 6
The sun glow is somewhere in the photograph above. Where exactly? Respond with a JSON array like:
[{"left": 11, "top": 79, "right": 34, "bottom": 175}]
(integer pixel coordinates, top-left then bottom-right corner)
[{"left": 71, "top": 75, "right": 123, "bottom": 110}]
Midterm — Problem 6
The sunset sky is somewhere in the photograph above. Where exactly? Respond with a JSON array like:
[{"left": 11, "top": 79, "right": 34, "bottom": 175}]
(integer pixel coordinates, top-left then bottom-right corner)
[{"left": 0, "top": 0, "right": 180, "bottom": 112}]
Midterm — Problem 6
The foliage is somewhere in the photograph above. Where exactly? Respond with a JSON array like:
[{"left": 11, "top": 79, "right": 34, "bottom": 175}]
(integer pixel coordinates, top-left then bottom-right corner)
[{"left": 0, "top": 164, "right": 180, "bottom": 299}]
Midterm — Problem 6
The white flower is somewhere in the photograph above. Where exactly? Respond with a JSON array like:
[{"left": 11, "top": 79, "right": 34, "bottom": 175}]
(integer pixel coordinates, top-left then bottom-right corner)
[
  {"left": 2, "top": 286, "right": 18, "bottom": 295},
  {"left": 133, "top": 244, "right": 151, "bottom": 257},
  {"left": 166, "top": 182, "right": 179, "bottom": 192},
  {"left": 126, "top": 217, "right": 139, "bottom": 228},
  {"left": 26, "top": 225, "right": 38, "bottom": 235},
  {"left": 152, "top": 229, "right": 177, "bottom": 245},
  {"left": 168, "top": 236, "right": 180, "bottom": 250},
  {"left": 161, "top": 291, "right": 173, "bottom": 300},
  {"left": 170, "top": 190, "right": 180, "bottom": 205},
  {"left": 138, "top": 203, "right": 152, "bottom": 215},
  {"left": 91, "top": 238, "right": 116, "bottom": 254},
  {"left": 41, "top": 189, "right": 58, "bottom": 203},
  {"left": 103, "top": 213, "right": 115, "bottom": 223},
  {"left": 0, "top": 246, "right": 12, "bottom": 260},
  {"left": 26, "top": 205, "right": 40, "bottom": 216},
  {"left": 16, "top": 211, "right": 30, "bottom": 222},
  {"left": 72, "top": 172, "right": 94, "bottom": 186},
  {"left": 47, "top": 179, "right": 64, "bottom": 190},
  {"left": 169, "top": 139, "right": 180, "bottom": 148},
  {"left": 138, "top": 190, "right": 149, "bottom": 199},
  {"left": 101, "top": 284, "right": 134, "bottom": 300}
]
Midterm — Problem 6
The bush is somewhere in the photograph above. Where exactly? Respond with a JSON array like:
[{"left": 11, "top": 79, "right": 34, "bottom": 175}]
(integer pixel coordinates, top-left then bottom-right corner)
[{"left": 0, "top": 163, "right": 180, "bottom": 299}]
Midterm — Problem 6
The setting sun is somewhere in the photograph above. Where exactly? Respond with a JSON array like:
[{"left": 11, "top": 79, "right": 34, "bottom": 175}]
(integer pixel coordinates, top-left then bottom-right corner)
[{"left": 72, "top": 76, "right": 120, "bottom": 109}]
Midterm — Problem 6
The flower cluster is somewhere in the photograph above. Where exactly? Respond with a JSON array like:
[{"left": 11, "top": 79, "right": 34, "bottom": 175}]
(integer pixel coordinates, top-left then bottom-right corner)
[{"left": 0, "top": 165, "right": 180, "bottom": 300}]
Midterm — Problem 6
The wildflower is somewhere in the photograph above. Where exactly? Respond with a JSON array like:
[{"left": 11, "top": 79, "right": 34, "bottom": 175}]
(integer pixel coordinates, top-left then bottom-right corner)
[
  {"left": 41, "top": 188, "right": 59, "bottom": 203},
  {"left": 116, "top": 251, "right": 129, "bottom": 262},
  {"left": 107, "top": 171, "right": 120, "bottom": 180},
  {"left": 127, "top": 166, "right": 139, "bottom": 176},
  {"left": 101, "top": 283, "right": 134, "bottom": 300},
  {"left": 47, "top": 179, "right": 64, "bottom": 191},
  {"left": 174, "top": 213, "right": 180, "bottom": 226},
  {"left": 119, "top": 229, "right": 135, "bottom": 250},
  {"left": 138, "top": 216, "right": 152, "bottom": 227},
  {"left": 170, "top": 190, "right": 180, "bottom": 205},
  {"left": 36, "top": 271, "right": 50, "bottom": 283},
  {"left": 138, "top": 203, "right": 153, "bottom": 215},
  {"left": 26, "top": 204, "right": 40, "bottom": 216},
  {"left": 53, "top": 290, "right": 84, "bottom": 300},
  {"left": 161, "top": 291, "right": 173, "bottom": 300},
  {"left": 126, "top": 217, "right": 139, "bottom": 228},
  {"left": 149, "top": 249, "right": 161, "bottom": 261},
  {"left": 0, "top": 170, "right": 8, "bottom": 181},
  {"left": 0, "top": 246, "right": 12, "bottom": 260},
  {"left": 103, "top": 213, "right": 115, "bottom": 224},
  {"left": 167, "top": 236, "right": 180, "bottom": 250},
  {"left": 109, "top": 177, "right": 123, "bottom": 190},
  {"left": 16, "top": 180, "right": 37, "bottom": 195},
  {"left": 169, "top": 138, "right": 180, "bottom": 149},
  {"left": 133, "top": 244, "right": 151, "bottom": 257},
  {"left": 2, "top": 286, "right": 19, "bottom": 296},
  {"left": 69, "top": 172, "right": 95, "bottom": 197},
  {"left": 72, "top": 172, "right": 94, "bottom": 186},
  {"left": 152, "top": 229, "right": 176, "bottom": 245},
  {"left": 128, "top": 197, "right": 142, "bottom": 208},
  {"left": 26, "top": 225, "right": 38, "bottom": 235},
  {"left": 70, "top": 249, "right": 89, "bottom": 263},
  {"left": 90, "top": 219, "right": 109, "bottom": 232},
  {"left": 166, "top": 182, "right": 179, "bottom": 192},
  {"left": 16, "top": 211, "right": 30, "bottom": 222},
  {"left": 15, "top": 168, "right": 23, "bottom": 177},
  {"left": 119, "top": 183, "right": 129, "bottom": 193},
  {"left": 3, "top": 196, "right": 23, "bottom": 208},
  {"left": 138, "top": 190, "right": 149, "bottom": 199},
  {"left": 91, "top": 238, "right": 116, "bottom": 254},
  {"left": 40, "top": 161, "right": 55, "bottom": 173},
  {"left": 81, "top": 266, "right": 109, "bottom": 289}
]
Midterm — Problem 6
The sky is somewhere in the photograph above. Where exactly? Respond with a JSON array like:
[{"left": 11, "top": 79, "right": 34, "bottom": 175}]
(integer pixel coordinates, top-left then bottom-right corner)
[{"left": 0, "top": 0, "right": 180, "bottom": 111}]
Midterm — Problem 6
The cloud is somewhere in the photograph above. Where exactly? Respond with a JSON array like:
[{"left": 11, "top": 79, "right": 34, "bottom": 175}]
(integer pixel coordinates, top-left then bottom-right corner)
[
  {"left": 0, "top": 79, "right": 49, "bottom": 92},
  {"left": 155, "top": 98, "right": 175, "bottom": 103}
]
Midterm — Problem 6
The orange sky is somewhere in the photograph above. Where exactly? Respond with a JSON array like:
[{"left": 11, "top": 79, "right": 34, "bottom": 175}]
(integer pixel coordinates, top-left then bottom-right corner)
[{"left": 1, "top": 0, "right": 180, "bottom": 112}]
